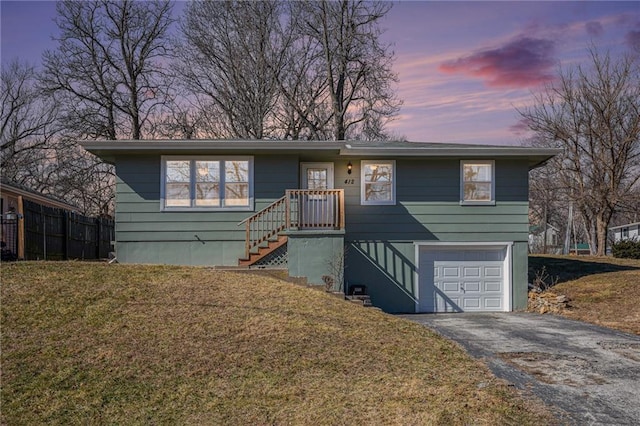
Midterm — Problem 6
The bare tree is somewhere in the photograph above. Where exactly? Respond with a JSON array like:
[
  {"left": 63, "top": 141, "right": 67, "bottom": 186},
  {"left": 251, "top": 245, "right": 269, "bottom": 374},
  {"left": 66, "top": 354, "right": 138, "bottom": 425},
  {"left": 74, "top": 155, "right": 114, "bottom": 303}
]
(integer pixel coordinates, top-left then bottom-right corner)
[
  {"left": 1, "top": 60, "right": 58, "bottom": 182},
  {"left": 41, "top": 0, "right": 175, "bottom": 140},
  {"left": 529, "top": 169, "right": 564, "bottom": 254},
  {"left": 520, "top": 48, "right": 640, "bottom": 256},
  {"left": 177, "top": 0, "right": 286, "bottom": 139},
  {"left": 270, "top": 15, "right": 333, "bottom": 140},
  {"left": 30, "top": 0, "right": 176, "bottom": 215},
  {"left": 48, "top": 141, "right": 116, "bottom": 216},
  {"left": 293, "top": 0, "right": 401, "bottom": 140},
  {"left": 176, "top": 0, "right": 401, "bottom": 141}
]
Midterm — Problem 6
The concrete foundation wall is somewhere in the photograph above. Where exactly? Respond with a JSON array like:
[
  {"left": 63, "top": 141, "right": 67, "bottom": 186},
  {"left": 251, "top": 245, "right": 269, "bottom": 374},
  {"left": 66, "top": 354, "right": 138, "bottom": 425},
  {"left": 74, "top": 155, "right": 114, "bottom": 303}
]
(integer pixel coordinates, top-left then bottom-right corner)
[{"left": 286, "top": 231, "right": 345, "bottom": 288}]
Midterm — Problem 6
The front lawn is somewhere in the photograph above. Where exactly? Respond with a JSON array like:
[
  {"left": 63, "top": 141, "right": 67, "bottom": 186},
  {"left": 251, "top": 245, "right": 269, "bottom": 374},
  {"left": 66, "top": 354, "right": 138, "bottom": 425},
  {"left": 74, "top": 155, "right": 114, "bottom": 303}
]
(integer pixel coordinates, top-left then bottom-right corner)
[
  {"left": 529, "top": 255, "right": 640, "bottom": 335},
  {"left": 1, "top": 262, "right": 553, "bottom": 425}
]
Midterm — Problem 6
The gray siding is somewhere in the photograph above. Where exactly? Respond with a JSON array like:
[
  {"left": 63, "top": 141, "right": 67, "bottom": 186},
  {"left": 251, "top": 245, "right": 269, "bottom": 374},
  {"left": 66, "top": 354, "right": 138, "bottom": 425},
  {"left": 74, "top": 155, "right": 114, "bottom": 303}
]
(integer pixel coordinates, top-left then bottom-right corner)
[
  {"left": 333, "top": 158, "right": 530, "bottom": 313},
  {"left": 336, "top": 159, "right": 529, "bottom": 241},
  {"left": 114, "top": 154, "right": 299, "bottom": 265},
  {"left": 511, "top": 241, "right": 529, "bottom": 310},
  {"left": 113, "top": 154, "right": 531, "bottom": 312}
]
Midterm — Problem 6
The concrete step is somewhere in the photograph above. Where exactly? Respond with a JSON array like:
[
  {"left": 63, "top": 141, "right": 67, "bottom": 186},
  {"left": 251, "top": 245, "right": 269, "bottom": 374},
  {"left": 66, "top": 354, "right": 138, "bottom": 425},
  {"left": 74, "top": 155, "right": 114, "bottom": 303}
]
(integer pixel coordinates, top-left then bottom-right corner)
[{"left": 345, "top": 294, "right": 374, "bottom": 307}]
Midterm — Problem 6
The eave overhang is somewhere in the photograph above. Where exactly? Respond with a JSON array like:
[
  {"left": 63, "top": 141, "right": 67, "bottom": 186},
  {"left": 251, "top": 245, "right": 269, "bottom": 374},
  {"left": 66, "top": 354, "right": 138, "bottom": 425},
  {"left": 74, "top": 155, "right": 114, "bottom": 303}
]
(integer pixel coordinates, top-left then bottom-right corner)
[
  {"left": 339, "top": 144, "right": 560, "bottom": 169},
  {"left": 80, "top": 139, "right": 560, "bottom": 169},
  {"left": 79, "top": 140, "right": 344, "bottom": 163}
]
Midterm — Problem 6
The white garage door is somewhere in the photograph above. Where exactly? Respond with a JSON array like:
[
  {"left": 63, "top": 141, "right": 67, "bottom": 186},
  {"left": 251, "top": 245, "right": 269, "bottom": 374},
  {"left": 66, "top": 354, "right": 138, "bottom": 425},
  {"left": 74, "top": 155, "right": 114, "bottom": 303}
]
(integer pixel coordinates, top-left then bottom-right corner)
[{"left": 418, "top": 247, "right": 507, "bottom": 313}]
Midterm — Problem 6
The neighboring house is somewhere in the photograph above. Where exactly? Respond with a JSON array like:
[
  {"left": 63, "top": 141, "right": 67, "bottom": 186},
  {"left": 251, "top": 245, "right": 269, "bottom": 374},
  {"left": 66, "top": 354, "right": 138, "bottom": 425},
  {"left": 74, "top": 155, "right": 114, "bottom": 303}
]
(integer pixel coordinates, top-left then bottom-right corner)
[
  {"left": 1, "top": 180, "right": 79, "bottom": 259},
  {"left": 528, "top": 224, "right": 562, "bottom": 254},
  {"left": 1, "top": 180, "right": 78, "bottom": 212},
  {"left": 81, "top": 140, "right": 557, "bottom": 313},
  {"left": 610, "top": 222, "right": 640, "bottom": 243}
]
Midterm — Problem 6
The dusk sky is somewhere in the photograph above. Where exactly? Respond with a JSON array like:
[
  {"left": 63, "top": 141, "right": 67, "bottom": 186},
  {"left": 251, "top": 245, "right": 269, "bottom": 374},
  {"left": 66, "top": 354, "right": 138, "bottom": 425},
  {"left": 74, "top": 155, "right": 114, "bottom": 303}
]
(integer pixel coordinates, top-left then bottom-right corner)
[{"left": 2, "top": 1, "right": 639, "bottom": 145}]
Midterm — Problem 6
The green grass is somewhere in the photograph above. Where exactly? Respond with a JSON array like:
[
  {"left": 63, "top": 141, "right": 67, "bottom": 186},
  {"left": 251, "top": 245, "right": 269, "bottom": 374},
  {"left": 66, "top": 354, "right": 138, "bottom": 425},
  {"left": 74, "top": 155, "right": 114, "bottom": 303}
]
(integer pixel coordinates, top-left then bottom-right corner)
[
  {"left": 2, "top": 262, "right": 554, "bottom": 425},
  {"left": 529, "top": 255, "right": 640, "bottom": 335}
]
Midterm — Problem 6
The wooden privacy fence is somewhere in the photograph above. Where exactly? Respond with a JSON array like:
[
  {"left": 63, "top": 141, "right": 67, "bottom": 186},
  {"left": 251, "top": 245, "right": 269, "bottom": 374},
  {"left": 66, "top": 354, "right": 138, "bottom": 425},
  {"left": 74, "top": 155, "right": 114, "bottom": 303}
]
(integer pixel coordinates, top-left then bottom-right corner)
[{"left": 22, "top": 200, "right": 114, "bottom": 260}]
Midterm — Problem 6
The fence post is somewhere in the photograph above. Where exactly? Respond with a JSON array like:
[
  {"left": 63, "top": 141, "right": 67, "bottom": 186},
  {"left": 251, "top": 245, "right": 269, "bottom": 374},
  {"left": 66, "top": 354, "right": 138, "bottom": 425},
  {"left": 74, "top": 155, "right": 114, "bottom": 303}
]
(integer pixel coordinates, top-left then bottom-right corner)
[
  {"left": 41, "top": 204, "right": 47, "bottom": 260},
  {"left": 62, "top": 210, "right": 69, "bottom": 260},
  {"left": 95, "top": 217, "right": 102, "bottom": 259},
  {"left": 17, "top": 195, "right": 25, "bottom": 259}
]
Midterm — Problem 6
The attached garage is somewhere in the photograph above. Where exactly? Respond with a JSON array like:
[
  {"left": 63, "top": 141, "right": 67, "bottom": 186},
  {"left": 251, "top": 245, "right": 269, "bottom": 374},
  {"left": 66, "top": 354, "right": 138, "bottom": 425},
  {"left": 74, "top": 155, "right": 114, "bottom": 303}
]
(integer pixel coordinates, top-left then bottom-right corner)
[{"left": 416, "top": 243, "right": 512, "bottom": 313}]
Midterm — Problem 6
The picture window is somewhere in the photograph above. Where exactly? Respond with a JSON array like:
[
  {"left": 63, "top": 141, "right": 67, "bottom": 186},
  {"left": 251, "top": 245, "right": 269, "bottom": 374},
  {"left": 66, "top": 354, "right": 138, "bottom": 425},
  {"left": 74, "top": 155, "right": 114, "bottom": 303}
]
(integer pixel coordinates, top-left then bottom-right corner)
[{"left": 162, "top": 156, "right": 253, "bottom": 210}]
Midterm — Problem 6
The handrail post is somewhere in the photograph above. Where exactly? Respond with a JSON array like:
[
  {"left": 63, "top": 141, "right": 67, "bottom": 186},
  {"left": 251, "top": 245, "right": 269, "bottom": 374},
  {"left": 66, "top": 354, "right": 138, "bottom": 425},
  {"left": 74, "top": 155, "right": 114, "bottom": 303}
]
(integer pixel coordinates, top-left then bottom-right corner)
[
  {"left": 339, "top": 189, "right": 345, "bottom": 230},
  {"left": 285, "top": 191, "right": 291, "bottom": 230},
  {"left": 245, "top": 220, "right": 251, "bottom": 259}
]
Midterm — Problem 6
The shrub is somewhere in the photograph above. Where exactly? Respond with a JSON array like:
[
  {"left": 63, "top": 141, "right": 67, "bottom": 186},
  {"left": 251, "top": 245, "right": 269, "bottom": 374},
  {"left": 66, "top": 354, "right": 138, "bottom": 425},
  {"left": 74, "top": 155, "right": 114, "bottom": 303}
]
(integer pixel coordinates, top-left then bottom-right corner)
[{"left": 612, "top": 238, "right": 640, "bottom": 259}]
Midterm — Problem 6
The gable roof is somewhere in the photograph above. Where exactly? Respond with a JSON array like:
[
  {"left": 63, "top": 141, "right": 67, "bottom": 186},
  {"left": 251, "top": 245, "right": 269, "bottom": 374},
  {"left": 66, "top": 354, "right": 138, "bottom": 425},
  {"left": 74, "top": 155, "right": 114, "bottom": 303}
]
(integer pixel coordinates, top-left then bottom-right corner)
[{"left": 80, "top": 139, "right": 560, "bottom": 169}]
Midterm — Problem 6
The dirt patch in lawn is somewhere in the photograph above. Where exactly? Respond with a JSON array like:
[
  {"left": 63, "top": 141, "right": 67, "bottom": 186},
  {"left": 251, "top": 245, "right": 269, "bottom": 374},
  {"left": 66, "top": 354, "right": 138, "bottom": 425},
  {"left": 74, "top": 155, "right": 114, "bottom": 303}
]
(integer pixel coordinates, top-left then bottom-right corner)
[
  {"left": 499, "top": 352, "right": 607, "bottom": 387},
  {"left": 1, "top": 262, "right": 556, "bottom": 425},
  {"left": 528, "top": 256, "right": 640, "bottom": 335}
]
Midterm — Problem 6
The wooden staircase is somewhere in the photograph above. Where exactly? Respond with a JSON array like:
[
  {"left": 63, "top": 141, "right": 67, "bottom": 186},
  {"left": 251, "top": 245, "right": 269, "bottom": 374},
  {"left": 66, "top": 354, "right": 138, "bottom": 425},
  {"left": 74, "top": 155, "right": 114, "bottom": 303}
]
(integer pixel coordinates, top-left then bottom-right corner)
[
  {"left": 238, "top": 235, "right": 287, "bottom": 266},
  {"left": 237, "top": 189, "right": 345, "bottom": 267},
  {"left": 237, "top": 195, "right": 287, "bottom": 267}
]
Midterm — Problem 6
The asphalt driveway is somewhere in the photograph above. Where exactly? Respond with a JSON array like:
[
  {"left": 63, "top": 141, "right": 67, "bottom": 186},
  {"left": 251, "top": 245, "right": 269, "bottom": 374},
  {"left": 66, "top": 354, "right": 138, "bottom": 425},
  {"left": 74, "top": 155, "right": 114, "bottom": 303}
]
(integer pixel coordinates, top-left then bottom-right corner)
[{"left": 399, "top": 313, "right": 640, "bottom": 426}]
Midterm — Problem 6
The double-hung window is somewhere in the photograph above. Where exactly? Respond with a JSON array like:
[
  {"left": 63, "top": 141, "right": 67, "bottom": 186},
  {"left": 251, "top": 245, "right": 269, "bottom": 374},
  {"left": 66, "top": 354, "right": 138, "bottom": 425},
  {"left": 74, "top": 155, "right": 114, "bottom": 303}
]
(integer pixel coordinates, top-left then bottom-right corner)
[
  {"left": 461, "top": 160, "right": 494, "bottom": 205},
  {"left": 361, "top": 160, "right": 396, "bottom": 205},
  {"left": 162, "top": 156, "right": 253, "bottom": 210}
]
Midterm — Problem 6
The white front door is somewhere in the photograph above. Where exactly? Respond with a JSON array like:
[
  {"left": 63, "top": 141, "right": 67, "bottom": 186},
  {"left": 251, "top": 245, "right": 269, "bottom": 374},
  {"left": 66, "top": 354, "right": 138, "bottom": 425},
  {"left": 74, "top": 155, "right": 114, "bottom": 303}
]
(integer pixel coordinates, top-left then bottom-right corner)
[
  {"left": 300, "top": 163, "right": 334, "bottom": 228},
  {"left": 301, "top": 163, "right": 334, "bottom": 191}
]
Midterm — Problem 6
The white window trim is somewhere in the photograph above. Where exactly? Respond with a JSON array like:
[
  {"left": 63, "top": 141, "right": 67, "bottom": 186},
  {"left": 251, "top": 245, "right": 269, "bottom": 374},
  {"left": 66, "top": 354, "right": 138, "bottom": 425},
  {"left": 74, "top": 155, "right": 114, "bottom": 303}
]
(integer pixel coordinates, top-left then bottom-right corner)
[
  {"left": 160, "top": 155, "right": 254, "bottom": 211},
  {"left": 460, "top": 160, "right": 495, "bottom": 205},
  {"left": 360, "top": 160, "right": 396, "bottom": 205}
]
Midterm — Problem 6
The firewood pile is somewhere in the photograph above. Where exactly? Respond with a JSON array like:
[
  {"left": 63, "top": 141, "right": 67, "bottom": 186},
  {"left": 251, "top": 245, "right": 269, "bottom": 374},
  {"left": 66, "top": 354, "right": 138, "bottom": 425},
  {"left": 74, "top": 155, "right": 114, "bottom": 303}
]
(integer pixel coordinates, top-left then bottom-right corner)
[{"left": 528, "top": 291, "right": 571, "bottom": 314}]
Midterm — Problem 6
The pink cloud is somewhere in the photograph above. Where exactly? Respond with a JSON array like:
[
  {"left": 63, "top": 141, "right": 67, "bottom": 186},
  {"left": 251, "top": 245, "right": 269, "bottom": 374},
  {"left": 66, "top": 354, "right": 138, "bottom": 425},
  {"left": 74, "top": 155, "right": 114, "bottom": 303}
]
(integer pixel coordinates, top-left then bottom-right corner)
[
  {"left": 439, "top": 37, "right": 556, "bottom": 88},
  {"left": 626, "top": 30, "right": 640, "bottom": 51},
  {"left": 585, "top": 21, "right": 604, "bottom": 37},
  {"left": 509, "top": 118, "right": 533, "bottom": 136}
]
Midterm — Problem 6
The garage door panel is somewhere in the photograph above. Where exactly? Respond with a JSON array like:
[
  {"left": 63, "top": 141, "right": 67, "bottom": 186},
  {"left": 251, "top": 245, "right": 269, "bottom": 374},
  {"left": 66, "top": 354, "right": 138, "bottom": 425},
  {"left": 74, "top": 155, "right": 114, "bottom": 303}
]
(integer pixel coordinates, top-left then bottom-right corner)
[
  {"left": 484, "top": 298, "right": 502, "bottom": 308},
  {"left": 418, "top": 247, "right": 507, "bottom": 313},
  {"left": 437, "top": 295, "right": 462, "bottom": 313},
  {"left": 442, "top": 281, "right": 460, "bottom": 292},
  {"left": 463, "top": 266, "right": 481, "bottom": 277},
  {"left": 464, "top": 281, "right": 481, "bottom": 292},
  {"left": 463, "top": 298, "right": 481, "bottom": 309},
  {"left": 485, "top": 281, "right": 502, "bottom": 292},
  {"left": 484, "top": 266, "right": 502, "bottom": 277},
  {"left": 442, "top": 266, "right": 460, "bottom": 277}
]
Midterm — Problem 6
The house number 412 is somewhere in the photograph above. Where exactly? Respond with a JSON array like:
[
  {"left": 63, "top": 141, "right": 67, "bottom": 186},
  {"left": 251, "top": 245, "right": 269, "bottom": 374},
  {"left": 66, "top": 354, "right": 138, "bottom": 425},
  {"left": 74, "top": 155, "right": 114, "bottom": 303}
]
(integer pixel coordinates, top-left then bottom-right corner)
[{"left": 344, "top": 179, "right": 355, "bottom": 185}]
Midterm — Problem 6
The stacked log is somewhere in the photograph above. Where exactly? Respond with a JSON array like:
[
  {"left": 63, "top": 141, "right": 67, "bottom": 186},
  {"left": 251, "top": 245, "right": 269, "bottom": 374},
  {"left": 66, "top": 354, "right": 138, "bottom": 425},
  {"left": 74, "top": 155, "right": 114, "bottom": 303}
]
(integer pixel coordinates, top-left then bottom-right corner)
[{"left": 527, "top": 291, "right": 571, "bottom": 314}]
